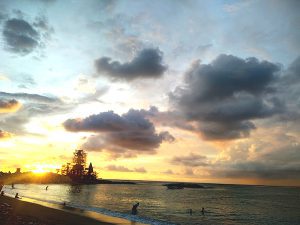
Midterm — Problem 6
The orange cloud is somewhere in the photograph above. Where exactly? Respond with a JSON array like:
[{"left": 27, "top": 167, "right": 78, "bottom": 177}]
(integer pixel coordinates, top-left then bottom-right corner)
[
  {"left": 0, "top": 130, "right": 13, "bottom": 139},
  {"left": 0, "top": 99, "right": 22, "bottom": 113}
]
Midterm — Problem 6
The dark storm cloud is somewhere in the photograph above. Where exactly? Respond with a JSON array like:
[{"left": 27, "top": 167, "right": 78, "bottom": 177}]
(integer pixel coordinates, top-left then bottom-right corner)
[
  {"left": 170, "top": 153, "right": 208, "bottom": 167},
  {"left": 0, "top": 99, "right": 21, "bottom": 112},
  {"left": 274, "top": 56, "right": 300, "bottom": 127},
  {"left": 139, "top": 106, "right": 196, "bottom": 131},
  {"left": 183, "top": 55, "right": 279, "bottom": 101},
  {"left": 64, "top": 108, "right": 174, "bottom": 157},
  {"left": 170, "top": 54, "right": 283, "bottom": 140},
  {"left": 3, "top": 18, "right": 39, "bottom": 54},
  {"left": 94, "top": 48, "right": 167, "bottom": 81},
  {"left": 106, "top": 165, "right": 147, "bottom": 173},
  {"left": 280, "top": 56, "right": 300, "bottom": 88},
  {"left": 2, "top": 15, "right": 54, "bottom": 55}
]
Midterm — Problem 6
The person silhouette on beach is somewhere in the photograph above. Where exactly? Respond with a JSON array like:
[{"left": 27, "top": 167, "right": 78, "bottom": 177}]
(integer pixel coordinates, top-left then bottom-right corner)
[{"left": 131, "top": 202, "right": 139, "bottom": 215}]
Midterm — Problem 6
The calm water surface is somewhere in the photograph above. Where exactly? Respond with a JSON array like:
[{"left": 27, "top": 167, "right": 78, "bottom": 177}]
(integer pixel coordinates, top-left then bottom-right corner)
[{"left": 3, "top": 182, "right": 300, "bottom": 225}]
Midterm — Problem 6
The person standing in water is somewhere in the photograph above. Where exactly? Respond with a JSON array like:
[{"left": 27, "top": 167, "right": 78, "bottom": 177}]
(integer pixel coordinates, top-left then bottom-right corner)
[
  {"left": 201, "top": 207, "right": 205, "bottom": 215},
  {"left": 46, "top": 186, "right": 49, "bottom": 191},
  {"left": 131, "top": 202, "right": 139, "bottom": 215}
]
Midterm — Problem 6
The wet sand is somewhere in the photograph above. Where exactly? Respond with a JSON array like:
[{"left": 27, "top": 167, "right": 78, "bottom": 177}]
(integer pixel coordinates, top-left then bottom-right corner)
[{"left": 0, "top": 196, "right": 144, "bottom": 225}]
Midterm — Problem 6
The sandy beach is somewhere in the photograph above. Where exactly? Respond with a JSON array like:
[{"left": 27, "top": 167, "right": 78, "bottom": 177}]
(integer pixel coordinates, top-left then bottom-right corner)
[{"left": 0, "top": 196, "right": 144, "bottom": 225}]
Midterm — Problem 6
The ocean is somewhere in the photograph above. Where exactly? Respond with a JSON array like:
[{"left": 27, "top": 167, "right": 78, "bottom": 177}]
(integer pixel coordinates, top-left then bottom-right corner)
[{"left": 2, "top": 182, "right": 300, "bottom": 225}]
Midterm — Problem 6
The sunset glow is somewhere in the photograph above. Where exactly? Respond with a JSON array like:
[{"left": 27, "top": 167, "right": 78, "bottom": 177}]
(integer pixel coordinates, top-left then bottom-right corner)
[
  {"left": 0, "top": 0, "right": 299, "bottom": 187},
  {"left": 32, "top": 168, "right": 47, "bottom": 174}
]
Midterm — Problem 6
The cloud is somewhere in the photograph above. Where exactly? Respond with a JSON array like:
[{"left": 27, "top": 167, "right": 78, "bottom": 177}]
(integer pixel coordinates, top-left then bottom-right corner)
[
  {"left": 15, "top": 74, "right": 36, "bottom": 89},
  {"left": 138, "top": 106, "right": 196, "bottom": 131},
  {"left": 2, "top": 15, "right": 53, "bottom": 55},
  {"left": 134, "top": 167, "right": 147, "bottom": 173},
  {"left": 94, "top": 48, "right": 167, "bottom": 81},
  {"left": 106, "top": 165, "right": 147, "bottom": 173},
  {"left": 106, "top": 165, "right": 132, "bottom": 172},
  {"left": 183, "top": 167, "right": 195, "bottom": 176},
  {"left": 0, "top": 91, "right": 59, "bottom": 103},
  {"left": 170, "top": 54, "right": 283, "bottom": 140},
  {"left": 64, "top": 108, "right": 174, "bottom": 158},
  {"left": 170, "top": 153, "right": 208, "bottom": 167},
  {"left": 161, "top": 169, "right": 174, "bottom": 175},
  {"left": 202, "top": 132, "right": 300, "bottom": 180},
  {"left": 272, "top": 56, "right": 300, "bottom": 131},
  {"left": 80, "top": 87, "right": 109, "bottom": 103},
  {"left": 0, "top": 130, "right": 13, "bottom": 139},
  {"left": 3, "top": 18, "right": 39, "bottom": 54},
  {"left": 0, "top": 99, "right": 21, "bottom": 113},
  {"left": 0, "top": 92, "right": 74, "bottom": 135},
  {"left": 210, "top": 161, "right": 300, "bottom": 180}
]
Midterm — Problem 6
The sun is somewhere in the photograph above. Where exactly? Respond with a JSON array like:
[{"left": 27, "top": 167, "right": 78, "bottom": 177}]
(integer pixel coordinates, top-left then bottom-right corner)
[
  {"left": 32, "top": 165, "right": 48, "bottom": 174},
  {"left": 31, "top": 163, "right": 59, "bottom": 174},
  {"left": 33, "top": 168, "right": 46, "bottom": 174}
]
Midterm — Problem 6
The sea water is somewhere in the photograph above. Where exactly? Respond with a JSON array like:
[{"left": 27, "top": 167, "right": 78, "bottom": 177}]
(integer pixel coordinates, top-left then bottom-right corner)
[{"left": 3, "top": 182, "right": 300, "bottom": 225}]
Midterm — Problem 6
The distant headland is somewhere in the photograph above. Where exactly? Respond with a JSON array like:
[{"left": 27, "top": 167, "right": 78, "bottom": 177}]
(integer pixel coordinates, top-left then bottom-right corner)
[{"left": 0, "top": 149, "right": 135, "bottom": 185}]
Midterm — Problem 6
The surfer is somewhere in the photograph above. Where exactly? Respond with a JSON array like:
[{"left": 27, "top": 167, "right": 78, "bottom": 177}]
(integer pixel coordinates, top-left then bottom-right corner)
[
  {"left": 201, "top": 207, "right": 205, "bottom": 215},
  {"left": 15, "top": 193, "right": 20, "bottom": 199},
  {"left": 131, "top": 202, "right": 139, "bottom": 215},
  {"left": 46, "top": 186, "right": 49, "bottom": 191}
]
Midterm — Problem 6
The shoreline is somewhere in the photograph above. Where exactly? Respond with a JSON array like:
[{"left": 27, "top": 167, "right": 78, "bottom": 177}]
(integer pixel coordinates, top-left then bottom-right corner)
[{"left": 0, "top": 195, "right": 146, "bottom": 225}]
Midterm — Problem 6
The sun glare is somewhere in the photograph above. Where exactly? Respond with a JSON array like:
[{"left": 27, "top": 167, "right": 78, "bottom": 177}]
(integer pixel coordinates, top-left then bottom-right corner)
[
  {"left": 32, "top": 165, "right": 50, "bottom": 174},
  {"left": 33, "top": 168, "right": 46, "bottom": 174}
]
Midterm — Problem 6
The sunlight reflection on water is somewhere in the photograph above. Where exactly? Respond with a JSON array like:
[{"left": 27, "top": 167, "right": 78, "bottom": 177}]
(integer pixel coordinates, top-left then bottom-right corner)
[{"left": 3, "top": 183, "right": 300, "bottom": 225}]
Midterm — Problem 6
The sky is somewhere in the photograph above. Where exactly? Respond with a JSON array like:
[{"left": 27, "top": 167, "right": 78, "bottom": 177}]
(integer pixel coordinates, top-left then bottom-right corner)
[{"left": 0, "top": 0, "right": 299, "bottom": 186}]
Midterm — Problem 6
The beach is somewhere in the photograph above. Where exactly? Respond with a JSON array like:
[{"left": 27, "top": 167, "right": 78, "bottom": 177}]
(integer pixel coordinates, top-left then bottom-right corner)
[{"left": 0, "top": 195, "right": 143, "bottom": 225}]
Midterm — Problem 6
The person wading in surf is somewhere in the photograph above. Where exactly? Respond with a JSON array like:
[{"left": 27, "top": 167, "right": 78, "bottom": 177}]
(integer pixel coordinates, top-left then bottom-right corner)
[{"left": 131, "top": 202, "right": 140, "bottom": 215}]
